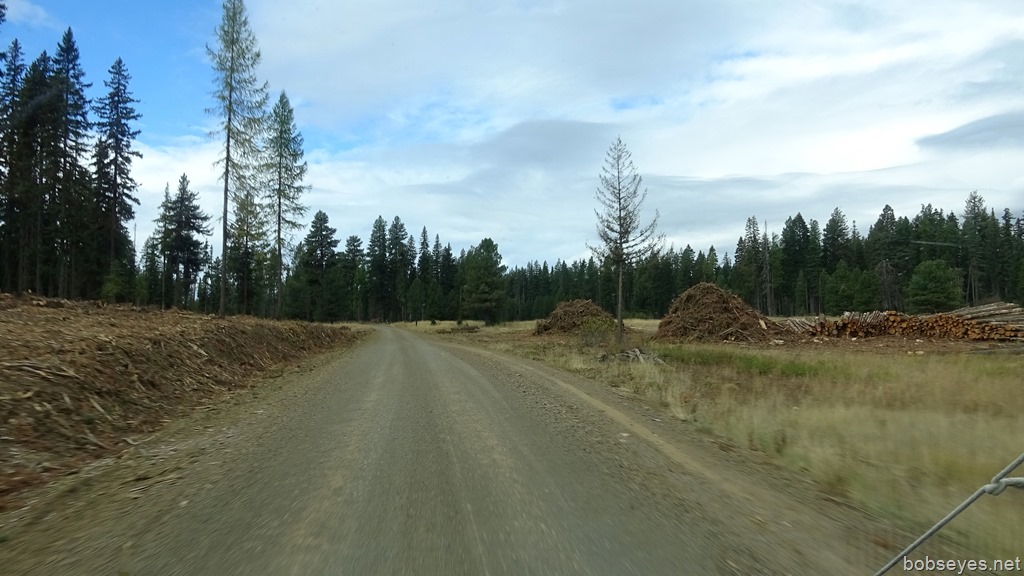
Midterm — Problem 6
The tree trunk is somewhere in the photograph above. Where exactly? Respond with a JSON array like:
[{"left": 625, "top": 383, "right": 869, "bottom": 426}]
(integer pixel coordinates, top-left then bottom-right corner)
[
  {"left": 616, "top": 262, "right": 624, "bottom": 350},
  {"left": 276, "top": 193, "right": 283, "bottom": 319},
  {"left": 219, "top": 109, "right": 231, "bottom": 317}
]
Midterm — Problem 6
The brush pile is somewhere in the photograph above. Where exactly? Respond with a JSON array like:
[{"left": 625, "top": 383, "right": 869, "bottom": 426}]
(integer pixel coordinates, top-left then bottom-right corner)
[
  {"left": 535, "top": 299, "right": 615, "bottom": 334},
  {"left": 656, "top": 283, "right": 786, "bottom": 342}
]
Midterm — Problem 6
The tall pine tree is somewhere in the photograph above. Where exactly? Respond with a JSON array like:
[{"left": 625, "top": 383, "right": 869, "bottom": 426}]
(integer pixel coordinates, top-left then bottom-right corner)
[
  {"left": 263, "top": 90, "right": 308, "bottom": 317},
  {"left": 208, "top": 0, "right": 269, "bottom": 315},
  {"left": 51, "top": 29, "right": 93, "bottom": 297},
  {"left": 93, "top": 58, "right": 141, "bottom": 274},
  {"left": 0, "top": 38, "right": 24, "bottom": 291}
]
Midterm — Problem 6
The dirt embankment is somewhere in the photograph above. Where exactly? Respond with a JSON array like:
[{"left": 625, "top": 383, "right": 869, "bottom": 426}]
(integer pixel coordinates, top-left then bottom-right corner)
[{"left": 0, "top": 294, "right": 364, "bottom": 509}]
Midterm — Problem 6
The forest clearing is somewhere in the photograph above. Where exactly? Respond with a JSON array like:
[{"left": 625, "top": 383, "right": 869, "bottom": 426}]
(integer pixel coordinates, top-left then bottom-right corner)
[{"left": 418, "top": 291, "right": 1024, "bottom": 562}]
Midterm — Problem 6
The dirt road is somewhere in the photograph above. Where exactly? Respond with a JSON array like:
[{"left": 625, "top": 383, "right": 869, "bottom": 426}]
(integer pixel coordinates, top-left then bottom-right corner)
[{"left": 0, "top": 327, "right": 898, "bottom": 575}]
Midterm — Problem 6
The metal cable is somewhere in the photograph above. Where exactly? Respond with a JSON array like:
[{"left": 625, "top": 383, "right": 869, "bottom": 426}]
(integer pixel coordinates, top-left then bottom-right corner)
[{"left": 874, "top": 452, "right": 1024, "bottom": 576}]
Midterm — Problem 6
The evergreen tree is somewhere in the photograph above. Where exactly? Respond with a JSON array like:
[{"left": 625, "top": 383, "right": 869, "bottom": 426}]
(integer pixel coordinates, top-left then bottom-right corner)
[
  {"left": 0, "top": 39, "right": 24, "bottom": 291},
  {"left": 405, "top": 234, "right": 417, "bottom": 276},
  {"left": 912, "top": 204, "right": 958, "bottom": 265},
  {"left": 732, "top": 217, "right": 762, "bottom": 308},
  {"left": 416, "top": 227, "right": 438, "bottom": 319},
  {"left": 92, "top": 58, "right": 141, "bottom": 271},
  {"left": 157, "top": 176, "right": 212, "bottom": 308},
  {"left": 822, "top": 207, "right": 850, "bottom": 274},
  {"left": 431, "top": 234, "right": 442, "bottom": 280},
  {"left": 408, "top": 276, "right": 426, "bottom": 323},
  {"left": 295, "top": 210, "right": 339, "bottom": 321},
  {"left": 961, "top": 192, "right": 986, "bottom": 305},
  {"left": 806, "top": 219, "right": 823, "bottom": 314},
  {"left": 282, "top": 243, "right": 310, "bottom": 319},
  {"left": 1001, "top": 209, "right": 1021, "bottom": 303},
  {"left": 907, "top": 260, "right": 963, "bottom": 313},
  {"left": 263, "top": 90, "right": 308, "bottom": 317},
  {"left": 853, "top": 267, "right": 881, "bottom": 312},
  {"left": 849, "top": 221, "right": 867, "bottom": 270},
  {"left": 417, "top": 226, "right": 433, "bottom": 280},
  {"left": 463, "top": 238, "right": 507, "bottom": 325},
  {"left": 762, "top": 231, "right": 782, "bottom": 316},
  {"left": 438, "top": 244, "right": 458, "bottom": 319},
  {"left": 387, "top": 216, "right": 410, "bottom": 321},
  {"left": 137, "top": 232, "right": 162, "bottom": 306},
  {"left": 823, "top": 260, "right": 856, "bottom": 313},
  {"left": 693, "top": 250, "right": 707, "bottom": 285},
  {"left": 227, "top": 187, "right": 269, "bottom": 315},
  {"left": 866, "top": 205, "right": 907, "bottom": 311},
  {"left": 652, "top": 250, "right": 676, "bottom": 315},
  {"left": 365, "top": 216, "right": 388, "bottom": 321},
  {"left": 677, "top": 244, "right": 696, "bottom": 294},
  {"left": 14, "top": 52, "right": 61, "bottom": 294},
  {"left": 865, "top": 204, "right": 897, "bottom": 268},
  {"left": 780, "top": 213, "right": 810, "bottom": 315},
  {"left": 51, "top": 29, "right": 94, "bottom": 297},
  {"left": 208, "top": 0, "right": 269, "bottom": 315},
  {"left": 196, "top": 242, "right": 215, "bottom": 312},
  {"left": 793, "top": 269, "right": 808, "bottom": 314},
  {"left": 338, "top": 235, "right": 364, "bottom": 320},
  {"left": 704, "top": 246, "right": 718, "bottom": 283}
]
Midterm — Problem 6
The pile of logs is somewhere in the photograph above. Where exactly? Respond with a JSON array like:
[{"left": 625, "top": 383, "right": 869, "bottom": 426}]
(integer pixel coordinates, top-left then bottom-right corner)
[{"left": 803, "top": 302, "right": 1024, "bottom": 341}]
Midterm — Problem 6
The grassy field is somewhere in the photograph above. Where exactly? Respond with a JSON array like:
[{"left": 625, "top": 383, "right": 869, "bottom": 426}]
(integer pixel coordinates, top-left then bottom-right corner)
[{"left": 407, "top": 319, "right": 1024, "bottom": 559}]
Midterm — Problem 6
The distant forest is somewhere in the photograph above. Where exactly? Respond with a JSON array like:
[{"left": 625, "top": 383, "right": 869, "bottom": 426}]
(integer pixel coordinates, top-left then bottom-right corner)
[
  {"left": 264, "top": 193, "right": 1024, "bottom": 324},
  {"left": 2, "top": 12, "right": 1022, "bottom": 324}
]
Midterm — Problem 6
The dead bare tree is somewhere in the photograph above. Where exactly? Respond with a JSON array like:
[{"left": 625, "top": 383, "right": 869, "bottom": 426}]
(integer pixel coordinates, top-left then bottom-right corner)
[{"left": 588, "top": 137, "right": 663, "bottom": 348}]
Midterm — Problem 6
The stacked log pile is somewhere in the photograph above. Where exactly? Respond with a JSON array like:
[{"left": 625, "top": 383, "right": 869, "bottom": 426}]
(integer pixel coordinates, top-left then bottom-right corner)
[{"left": 804, "top": 302, "right": 1024, "bottom": 341}]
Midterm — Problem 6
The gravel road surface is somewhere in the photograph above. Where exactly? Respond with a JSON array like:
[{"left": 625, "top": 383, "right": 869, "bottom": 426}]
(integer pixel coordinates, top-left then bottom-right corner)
[{"left": 0, "top": 327, "right": 898, "bottom": 575}]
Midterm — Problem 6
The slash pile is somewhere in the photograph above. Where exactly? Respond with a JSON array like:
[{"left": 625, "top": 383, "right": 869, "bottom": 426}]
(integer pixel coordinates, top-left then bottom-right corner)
[
  {"left": 655, "top": 283, "right": 786, "bottom": 342},
  {"left": 534, "top": 299, "right": 615, "bottom": 334}
]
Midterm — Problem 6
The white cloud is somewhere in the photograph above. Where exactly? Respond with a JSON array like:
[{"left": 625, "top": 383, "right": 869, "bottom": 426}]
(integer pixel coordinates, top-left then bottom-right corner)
[
  {"left": 5, "top": 0, "right": 54, "bottom": 28},
  {"left": 132, "top": 138, "right": 224, "bottom": 248},
  {"left": 133, "top": 0, "right": 1024, "bottom": 267}
]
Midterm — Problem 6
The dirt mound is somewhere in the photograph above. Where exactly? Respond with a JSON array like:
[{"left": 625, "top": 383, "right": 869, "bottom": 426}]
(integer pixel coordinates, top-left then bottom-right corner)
[
  {"left": 656, "top": 283, "right": 785, "bottom": 342},
  {"left": 0, "top": 295, "right": 364, "bottom": 509},
  {"left": 535, "top": 299, "right": 615, "bottom": 334}
]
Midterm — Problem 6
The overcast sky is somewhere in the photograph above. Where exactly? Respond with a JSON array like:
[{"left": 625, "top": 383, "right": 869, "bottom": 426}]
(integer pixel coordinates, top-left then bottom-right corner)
[{"left": 5, "top": 0, "right": 1023, "bottom": 267}]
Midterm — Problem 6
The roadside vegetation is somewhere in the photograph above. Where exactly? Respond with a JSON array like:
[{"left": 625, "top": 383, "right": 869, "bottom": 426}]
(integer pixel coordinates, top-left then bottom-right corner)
[{"left": 422, "top": 318, "right": 1024, "bottom": 560}]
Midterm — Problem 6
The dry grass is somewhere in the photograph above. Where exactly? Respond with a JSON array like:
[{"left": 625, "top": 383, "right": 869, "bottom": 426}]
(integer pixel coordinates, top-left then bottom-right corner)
[
  {"left": 675, "top": 347, "right": 1024, "bottom": 558},
  {"left": 625, "top": 318, "right": 661, "bottom": 333},
  {"left": 451, "top": 321, "right": 1024, "bottom": 559}
]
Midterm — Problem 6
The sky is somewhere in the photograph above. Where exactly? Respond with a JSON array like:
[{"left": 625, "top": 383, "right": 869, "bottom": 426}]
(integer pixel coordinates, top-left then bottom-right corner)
[{"left": 3, "top": 0, "right": 1023, "bottom": 268}]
